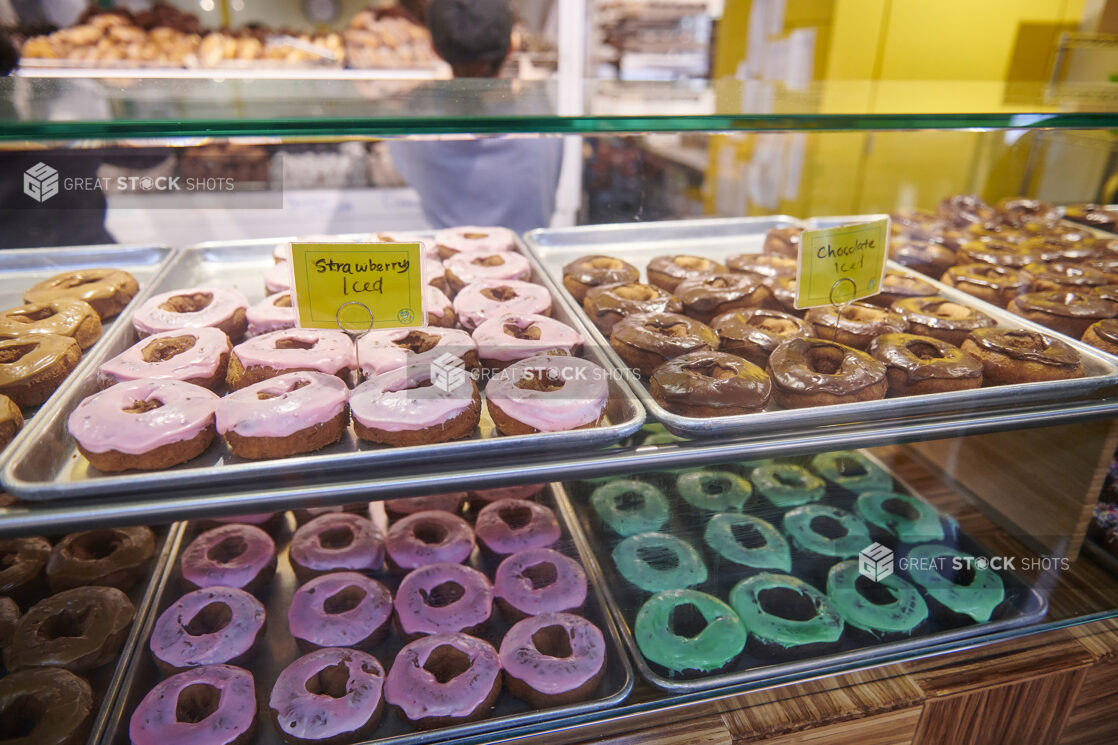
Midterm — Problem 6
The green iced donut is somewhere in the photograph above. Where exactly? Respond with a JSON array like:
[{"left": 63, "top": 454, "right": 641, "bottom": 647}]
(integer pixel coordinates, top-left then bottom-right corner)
[
  {"left": 905, "top": 544, "right": 1005, "bottom": 623},
  {"left": 809, "top": 451, "right": 893, "bottom": 493},
  {"left": 826, "top": 559, "right": 928, "bottom": 636},
  {"left": 640, "top": 423, "right": 685, "bottom": 447},
  {"left": 703, "top": 513, "right": 791, "bottom": 572},
  {"left": 752, "top": 464, "right": 826, "bottom": 508},
  {"left": 676, "top": 470, "right": 753, "bottom": 514},
  {"left": 590, "top": 480, "right": 670, "bottom": 536},
  {"left": 782, "top": 504, "right": 871, "bottom": 559},
  {"left": 729, "top": 573, "right": 843, "bottom": 650},
  {"left": 634, "top": 589, "right": 746, "bottom": 675},
  {"left": 613, "top": 532, "right": 708, "bottom": 592},
  {"left": 855, "top": 492, "right": 944, "bottom": 543}
]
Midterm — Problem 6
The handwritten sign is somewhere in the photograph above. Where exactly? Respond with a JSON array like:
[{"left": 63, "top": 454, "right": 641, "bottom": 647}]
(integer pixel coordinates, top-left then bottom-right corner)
[
  {"left": 288, "top": 242, "right": 425, "bottom": 330},
  {"left": 794, "top": 219, "right": 889, "bottom": 309}
]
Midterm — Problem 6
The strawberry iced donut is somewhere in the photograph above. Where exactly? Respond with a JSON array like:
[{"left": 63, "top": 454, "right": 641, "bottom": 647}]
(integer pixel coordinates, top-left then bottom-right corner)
[
  {"left": 444, "top": 250, "right": 532, "bottom": 295},
  {"left": 226, "top": 328, "right": 356, "bottom": 390},
  {"left": 425, "top": 256, "right": 448, "bottom": 293},
  {"left": 149, "top": 586, "right": 265, "bottom": 673},
  {"left": 426, "top": 285, "right": 457, "bottom": 328},
  {"left": 472, "top": 313, "right": 583, "bottom": 369},
  {"left": 453, "top": 279, "right": 552, "bottom": 332},
  {"left": 129, "top": 665, "right": 256, "bottom": 745},
  {"left": 245, "top": 292, "right": 295, "bottom": 337},
  {"left": 384, "top": 633, "right": 501, "bottom": 728},
  {"left": 68, "top": 379, "right": 219, "bottom": 472},
  {"left": 180, "top": 524, "right": 276, "bottom": 593},
  {"left": 383, "top": 493, "right": 467, "bottom": 521},
  {"left": 485, "top": 355, "right": 609, "bottom": 435},
  {"left": 494, "top": 548, "right": 588, "bottom": 620},
  {"left": 264, "top": 263, "right": 291, "bottom": 295},
  {"left": 132, "top": 287, "right": 249, "bottom": 341},
  {"left": 475, "top": 499, "right": 561, "bottom": 555},
  {"left": 394, "top": 562, "right": 493, "bottom": 637},
  {"left": 217, "top": 371, "right": 349, "bottom": 460},
  {"left": 273, "top": 242, "right": 290, "bottom": 263},
  {"left": 288, "top": 513, "right": 385, "bottom": 583},
  {"left": 385, "top": 511, "right": 475, "bottom": 572},
  {"left": 356, "top": 327, "right": 477, "bottom": 378},
  {"left": 499, "top": 613, "right": 606, "bottom": 706},
  {"left": 98, "top": 328, "right": 232, "bottom": 390},
  {"left": 288, "top": 572, "right": 393, "bottom": 651},
  {"left": 350, "top": 367, "right": 480, "bottom": 446},
  {"left": 269, "top": 648, "right": 386, "bottom": 745},
  {"left": 434, "top": 225, "right": 517, "bottom": 259},
  {"left": 377, "top": 231, "right": 438, "bottom": 258}
]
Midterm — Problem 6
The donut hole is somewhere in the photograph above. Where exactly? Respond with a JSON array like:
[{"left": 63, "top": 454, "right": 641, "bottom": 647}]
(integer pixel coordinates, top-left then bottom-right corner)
[
  {"left": 854, "top": 575, "right": 898, "bottom": 606},
  {"left": 522, "top": 561, "right": 558, "bottom": 590},
  {"left": 613, "top": 491, "right": 646, "bottom": 512},
  {"left": 472, "top": 255, "right": 507, "bottom": 267},
  {"left": 274, "top": 337, "right": 317, "bottom": 351},
  {"left": 773, "top": 471, "right": 807, "bottom": 488},
  {"left": 515, "top": 368, "right": 564, "bottom": 393},
  {"left": 394, "top": 331, "right": 440, "bottom": 354},
  {"left": 69, "top": 530, "right": 122, "bottom": 561},
  {"left": 497, "top": 504, "right": 532, "bottom": 530},
  {"left": 123, "top": 397, "right": 163, "bottom": 414},
  {"left": 423, "top": 644, "right": 472, "bottom": 684},
  {"left": 730, "top": 522, "right": 767, "bottom": 550},
  {"left": 532, "top": 624, "right": 573, "bottom": 659},
  {"left": 142, "top": 335, "right": 197, "bottom": 363},
  {"left": 206, "top": 536, "right": 247, "bottom": 565},
  {"left": 38, "top": 607, "right": 92, "bottom": 640},
  {"left": 0, "top": 343, "right": 36, "bottom": 364},
  {"left": 758, "top": 587, "right": 818, "bottom": 622},
  {"left": 275, "top": 294, "right": 293, "bottom": 308},
  {"left": 756, "top": 316, "right": 797, "bottom": 334},
  {"left": 702, "top": 478, "right": 728, "bottom": 495},
  {"left": 481, "top": 286, "right": 518, "bottom": 302},
  {"left": 637, "top": 546, "right": 680, "bottom": 571},
  {"left": 905, "top": 341, "right": 944, "bottom": 361},
  {"left": 317, "top": 527, "right": 354, "bottom": 550},
  {"left": 463, "top": 231, "right": 489, "bottom": 240},
  {"left": 615, "top": 284, "right": 656, "bottom": 301},
  {"left": 883, "top": 498, "right": 921, "bottom": 522},
  {"left": 0, "top": 694, "right": 44, "bottom": 738},
  {"left": 841, "top": 305, "right": 881, "bottom": 323},
  {"left": 420, "top": 581, "right": 464, "bottom": 608},
  {"left": 324, "top": 586, "right": 367, "bottom": 615},
  {"left": 1000, "top": 330, "right": 1048, "bottom": 354},
  {"left": 413, "top": 522, "right": 448, "bottom": 545},
  {"left": 672, "top": 256, "right": 708, "bottom": 271},
  {"left": 705, "top": 276, "right": 731, "bottom": 289},
  {"left": 925, "top": 301, "right": 971, "bottom": 320},
  {"left": 160, "top": 292, "right": 213, "bottom": 314},
  {"left": 833, "top": 457, "right": 868, "bottom": 478},
  {"left": 668, "top": 602, "right": 708, "bottom": 638},
  {"left": 503, "top": 322, "right": 542, "bottom": 340},
  {"left": 184, "top": 601, "right": 233, "bottom": 636},
  {"left": 175, "top": 683, "right": 220, "bottom": 724},
  {"left": 804, "top": 346, "right": 844, "bottom": 375},
  {"left": 685, "top": 360, "right": 737, "bottom": 380},
  {"left": 304, "top": 661, "right": 350, "bottom": 699},
  {"left": 936, "top": 560, "right": 977, "bottom": 587},
  {"left": 810, "top": 516, "right": 849, "bottom": 540},
  {"left": 589, "top": 257, "right": 624, "bottom": 270},
  {"left": 647, "top": 321, "right": 690, "bottom": 338},
  {"left": 257, "top": 379, "right": 310, "bottom": 401}
]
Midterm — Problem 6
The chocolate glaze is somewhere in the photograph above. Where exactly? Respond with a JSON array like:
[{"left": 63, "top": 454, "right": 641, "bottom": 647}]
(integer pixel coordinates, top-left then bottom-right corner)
[
  {"left": 713, "top": 308, "right": 810, "bottom": 352},
  {"left": 647, "top": 255, "right": 726, "bottom": 283},
  {"left": 1021, "top": 236, "right": 1103, "bottom": 263},
  {"left": 46, "top": 526, "right": 155, "bottom": 592},
  {"left": 944, "top": 264, "right": 1029, "bottom": 293},
  {"left": 958, "top": 240, "right": 1042, "bottom": 268},
  {"left": 891, "top": 296, "right": 995, "bottom": 332},
  {"left": 562, "top": 255, "right": 640, "bottom": 287},
  {"left": 1013, "top": 291, "right": 1118, "bottom": 319},
  {"left": 890, "top": 239, "right": 955, "bottom": 272},
  {"left": 969, "top": 328, "right": 1082, "bottom": 367},
  {"left": 611, "top": 312, "right": 718, "bottom": 357},
  {"left": 675, "top": 273, "right": 767, "bottom": 313},
  {"left": 0, "top": 536, "right": 50, "bottom": 598},
  {"left": 870, "top": 333, "right": 982, "bottom": 382},
  {"left": 997, "top": 198, "right": 1060, "bottom": 229},
  {"left": 768, "top": 338, "right": 886, "bottom": 395},
  {"left": 880, "top": 271, "right": 938, "bottom": 300},
  {"left": 805, "top": 302, "right": 907, "bottom": 338},
  {"left": 650, "top": 351, "right": 771, "bottom": 410},
  {"left": 762, "top": 227, "right": 804, "bottom": 257},
  {"left": 583, "top": 282, "right": 682, "bottom": 325},
  {"left": 1065, "top": 204, "right": 1118, "bottom": 229},
  {"left": 1092, "top": 318, "right": 1118, "bottom": 345},
  {"left": 1093, "top": 284, "right": 1118, "bottom": 304},
  {"left": 6, "top": 586, "right": 135, "bottom": 672},
  {"left": 726, "top": 253, "right": 797, "bottom": 278},
  {"left": 1023, "top": 261, "right": 1108, "bottom": 288},
  {"left": 0, "top": 668, "right": 93, "bottom": 745},
  {"left": 1086, "top": 259, "right": 1118, "bottom": 280},
  {"left": 938, "top": 194, "right": 996, "bottom": 227}
]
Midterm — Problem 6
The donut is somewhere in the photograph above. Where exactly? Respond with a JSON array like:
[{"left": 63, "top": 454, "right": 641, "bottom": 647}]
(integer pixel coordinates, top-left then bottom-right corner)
[
  {"left": 905, "top": 544, "right": 1005, "bottom": 624},
  {"left": 634, "top": 589, "right": 745, "bottom": 677},
  {"left": 649, "top": 350, "right": 771, "bottom": 417},
  {"left": 68, "top": 379, "right": 219, "bottom": 472},
  {"left": 1020, "top": 234, "right": 1103, "bottom": 264},
  {"left": 385, "top": 510, "right": 475, "bottom": 572},
  {"left": 582, "top": 281, "right": 683, "bottom": 334},
  {"left": 485, "top": 355, "right": 609, "bottom": 435},
  {"left": 474, "top": 498, "right": 560, "bottom": 555},
  {"left": 1083, "top": 318, "right": 1118, "bottom": 355},
  {"left": 761, "top": 226, "right": 804, "bottom": 257},
  {"left": 610, "top": 311, "right": 718, "bottom": 376},
  {"left": 804, "top": 302, "right": 907, "bottom": 349},
  {"left": 217, "top": 371, "right": 350, "bottom": 459},
  {"left": 711, "top": 308, "right": 810, "bottom": 367},
  {"left": 562, "top": 255, "right": 640, "bottom": 302},
  {"left": 868, "top": 332, "right": 983, "bottom": 395},
  {"left": 500, "top": 613, "right": 606, "bottom": 706},
  {"left": 226, "top": 328, "right": 355, "bottom": 389},
  {"left": 809, "top": 450, "right": 892, "bottom": 493},
  {"left": 1008, "top": 290, "right": 1118, "bottom": 338},
  {"left": 890, "top": 208, "right": 942, "bottom": 238},
  {"left": 245, "top": 292, "right": 295, "bottom": 337},
  {"left": 288, "top": 572, "right": 393, "bottom": 650},
  {"left": 289, "top": 513, "right": 384, "bottom": 582},
  {"left": 956, "top": 239, "right": 1042, "bottom": 269},
  {"left": 453, "top": 279, "right": 552, "bottom": 332},
  {"left": 129, "top": 665, "right": 256, "bottom": 745},
  {"left": 941, "top": 263, "right": 1029, "bottom": 306},
  {"left": 703, "top": 513, "right": 791, "bottom": 573},
  {"left": 292, "top": 504, "right": 367, "bottom": 526},
  {"left": 961, "top": 328, "right": 1085, "bottom": 384},
  {"left": 99, "top": 328, "right": 231, "bottom": 390},
  {"left": 1086, "top": 258, "right": 1118, "bottom": 284},
  {"left": 0, "top": 393, "right": 22, "bottom": 451},
  {"left": 751, "top": 463, "right": 825, "bottom": 508},
  {"left": 764, "top": 275, "right": 799, "bottom": 314},
  {"left": 199, "top": 513, "right": 283, "bottom": 533},
  {"left": 384, "top": 632, "right": 501, "bottom": 728},
  {"left": 444, "top": 249, "right": 531, "bottom": 295},
  {"left": 729, "top": 573, "right": 843, "bottom": 659},
  {"left": 726, "top": 253, "right": 797, "bottom": 278},
  {"left": 997, "top": 197, "right": 1060, "bottom": 229},
  {"left": 149, "top": 586, "right": 265, "bottom": 673},
  {"left": 767, "top": 337, "right": 888, "bottom": 408},
  {"left": 865, "top": 271, "right": 939, "bottom": 308},
  {"left": 612, "top": 532, "right": 707, "bottom": 592},
  {"left": 23, "top": 268, "right": 138, "bottom": 319},
  {"left": 0, "top": 535, "right": 50, "bottom": 603},
  {"left": 425, "top": 285, "right": 457, "bottom": 328},
  {"left": 425, "top": 256, "right": 448, "bottom": 293},
  {"left": 471, "top": 313, "right": 583, "bottom": 369},
  {"left": 1065, "top": 203, "right": 1118, "bottom": 230},
  {"left": 855, "top": 491, "right": 944, "bottom": 543},
  {"left": 356, "top": 326, "right": 477, "bottom": 378},
  {"left": 782, "top": 504, "right": 872, "bottom": 561},
  {"left": 180, "top": 524, "right": 276, "bottom": 593},
  {"left": 434, "top": 225, "right": 517, "bottom": 259},
  {"left": 494, "top": 547, "right": 587, "bottom": 620},
  {"left": 269, "top": 648, "right": 385, "bottom": 745},
  {"left": 674, "top": 273, "right": 777, "bottom": 324},
  {"left": 0, "top": 596, "right": 19, "bottom": 648},
  {"left": 676, "top": 470, "right": 753, "bottom": 513},
  {"left": 383, "top": 493, "right": 467, "bottom": 521},
  {"left": 5, "top": 586, "right": 134, "bottom": 672},
  {"left": 590, "top": 480, "right": 669, "bottom": 536},
  {"left": 827, "top": 560, "right": 927, "bottom": 643},
  {"left": 646, "top": 255, "right": 727, "bottom": 293},
  {"left": 890, "top": 238, "right": 956, "bottom": 278},
  {"left": 132, "top": 287, "right": 249, "bottom": 341},
  {"left": 0, "top": 298, "right": 101, "bottom": 349},
  {"left": 469, "top": 483, "right": 545, "bottom": 506},
  {"left": 890, "top": 296, "right": 994, "bottom": 346},
  {"left": 45, "top": 526, "right": 155, "bottom": 592},
  {"left": 351, "top": 366, "right": 481, "bottom": 446},
  {"left": 1022, "top": 261, "right": 1109, "bottom": 294},
  {"left": 377, "top": 231, "right": 438, "bottom": 259},
  {"left": 0, "top": 668, "right": 92, "bottom": 745},
  {"left": 0, "top": 334, "right": 81, "bottom": 407},
  {"left": 394, "top": 562, "right": 493, "bottom": 637},
  {"left": 938, "top": 194, "right": 996, "bottom": 227},
  {"left": 263, "top": 262, "right": 291, "bottom": 295}
]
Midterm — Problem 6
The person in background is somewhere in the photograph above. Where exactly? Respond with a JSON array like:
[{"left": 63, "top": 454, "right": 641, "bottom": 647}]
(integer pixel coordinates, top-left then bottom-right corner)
[{"left": 387, "top": 0, "right": 563, "bottom": 234}]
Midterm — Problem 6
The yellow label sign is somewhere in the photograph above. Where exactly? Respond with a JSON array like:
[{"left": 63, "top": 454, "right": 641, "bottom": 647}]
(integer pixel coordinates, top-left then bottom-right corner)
[
  {"left": 795, "top": 219, "right": 889, "bottom": 309},
  {"left": 288, "top": 242, "right": 425, "bottom": 331}
]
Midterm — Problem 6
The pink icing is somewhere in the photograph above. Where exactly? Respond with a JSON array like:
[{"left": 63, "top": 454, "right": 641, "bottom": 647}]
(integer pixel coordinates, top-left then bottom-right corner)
[
  {"left": 180, "top": 524, "right": 275, "bottom": 590},
  {"left": 445, "top": 250, "right": 531, "bottom": 286},
  {"left": 99, "top": 328, "right": 231, "bottom": 385},
  {"left": 453, "top": 280, "right": 552, "bottom": 331},
  {"left": 435, "top": 226, "right": 517, "bottom": 255},
  {"left": 287, "top": 572, "right": 392, "bottom": 648},
  {"left": 273, "top": 243, "right": 290, "bottom": 263},
  {"left": 471, "top": 313, "right": 583, "bottom": 363},
  {"left": 289, "top": 513, "right": 384, "bottom": 575},
  {"left": 384, "top": 633, "right": 501, "bottom": 721},
  {"left": 475, "top": 499, "right": 561, "bottom": 555},
  {"left": 68, "top": 379, "right": 219, "bottom": 456},
  {"left": 383, "top": 493, "right": 467, "bottom": 517},
  {"left": 232, "top": 328, "right": 356, "bottom": 377},
  {"left": 132, "top": 287, "right": 249, "bottom": 336},
  {"left": 245, "top": 292, "right": 295, "bottom": 337},
  {"left": 385, "top": 511, "right": 475, "bottom": 570},
  {"left": 485, "top": 355, "right": 609, "bottom": 432},
  {"left": 494, "top": 548, "right": 587, "bottom": 616},
  {"left": 426, "top": 285, "right": 454, "bottom": 322},
  {"left": 356, "top": 326, "right": 474, "bottom": 377},
  {"left": 149, "top": 586, "right": 265, "bottom": 670},
  {"left": 470, "top": 484, "right": 545, "bottom": 504},
  {"left": 394, "top": 562, "right": 493, "bottom": 636},
  {"left": 425, "top": 257, "right": 445, "bottom": 286},
  {"left": 269, "top": 648, "right": 385, "bottom": 743},
  {"left": 216, "top": 372, "right": 349, "bottom": 439},
  {"left": 350, "top": 367, "right": 476, "bottom": 433},
  {"left": 264, "top": 263, "right": 291, "bottom": 294},
  {"left": 498, "top": 613, "right": 605, "bottom": 695},
  {"left": 129, "top": 665, "right": 256, "bottom": 745}
]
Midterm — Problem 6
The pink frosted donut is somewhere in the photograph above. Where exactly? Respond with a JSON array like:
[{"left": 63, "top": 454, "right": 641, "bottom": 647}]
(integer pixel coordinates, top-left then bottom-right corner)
[
  {"left": 269, "top": 648, "right": 386, "bottom": 744},
  {"left": 494, "top": 548, "right": 588, "bottom": 619},
  {"left": 245, "top": 292, "right": 295, "bottom": 338},
  {"left": 377, "top": 231, "right": 438, "bottom": 259},
  {"left": 98, "top": 328, "right": 232, "bottom": 390},
  {"left": 288, "top": 571, "right": 393, "bottom": 650},
  {"left": 435, "top": 225, "right": 517, "bottom": 259},
  {"left": 472, "top": 313, "right": 583, "bottom": 368},
  {"left": 203, "top": 513, "right": 281, "bottom": 532},
  {"left": 499, "top": 613, "right": 606, "bottom": 706},
  {"left": 394, "top": 562, "right": 493, "bottom": 637},
  {"left": 384, "top": 633, "right": 501, "bottom": 727},
  {"left": 293, "top": 504, "right": 366, "bottom": 525},
  {"left": 264, "top": 263, "right": 291, "bottom": 295},
  {"left": 289, "top": 513, "right": 384, "bottom": 583},
  {"left": 273, "top": 243, "right": 290, "bottom": 263},
  {"left": 385, "top": 511, "right": 475, "bottom": 572},
  {"left": 425, "top": 256, "right": 448, "bottom": 293},
  {"left": 355, "top": 326, "right": 476, "bottom": 378},
  {"left": 227, "top": 328, "right": 356, "bottom": 389},
  {"left": 426, "top": 285, "right": 456, "bottom": 328},
  {"left": 445, "top": 249, "right": 531, "bottom": 295},
  {"left": 180, "top": 524, "right": 276, "bottom": 593},
  {"left": 132, "top": 287, "right": 249, "bottom": 341},
  {"left": 350, "top": 366, "right": 480, "bottom": 447},
  {"left": 469, "top": 484, "right": 545, "bottom": 505},
  {"left": 453, "top": 279, "right": 552, "bottom": 331},
  {"left": 129, "top": 665, "right": 256, "bottom": 745},
  {"left": 149, "top": 586, "right": 265, "bottom": 673},
  {"left": 485, "top": 355, "right": 609, "bottom": 435},
  {"left": 475, "top": 499, "right": 561, "bottom": 555},
  {"left": 382, "top": 493, "right": 467, "bottom": 520}
]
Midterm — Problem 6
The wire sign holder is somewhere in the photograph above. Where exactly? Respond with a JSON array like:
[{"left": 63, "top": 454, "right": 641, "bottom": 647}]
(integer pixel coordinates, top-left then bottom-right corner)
[{"left": 336, "top": 300, "right": 375, "bottom": 384}]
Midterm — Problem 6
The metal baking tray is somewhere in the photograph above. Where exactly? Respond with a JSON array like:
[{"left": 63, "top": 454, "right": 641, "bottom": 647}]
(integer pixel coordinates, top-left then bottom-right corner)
[
  {"left": 556, "top": 446, "right": 1048, "bottom": 693},
  {"left": 523, "top": 217, "right": 1118, "bottom": 438},
  {"left": 97, "top": 492, "right": 634, "bottom": 745},
  {"left": 1, "top": 237, "right": 643, "bottom": 501}
]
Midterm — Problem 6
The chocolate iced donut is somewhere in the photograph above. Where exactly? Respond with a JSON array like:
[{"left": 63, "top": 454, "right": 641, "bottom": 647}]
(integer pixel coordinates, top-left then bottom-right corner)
[
  {"left": 0, "top": 597, "right": 19, "bottom": 648},
  {"left": 0, "top": 668, "right": 92, "bottom": 745},
  {"left": 149, "top": 586, "right": 265, "bottom": 673},
  {"left": 762, "top": 226, "right": 804, "bottom": 258},
  {"left": 891, "top": 296, "right": 996, "bottom": 346},
  {"left": 562, "top": 255, "right": 640, "bottom": 302},
  {"left": 767, "top": 338, "right": 888, "bottom": 408},
  {"left": 46, "top": 526, "right": 156, "bottom": 592},
  {"left": 890, "top": 238, "right": 956, "bottom": 278},
  {"left": 804, "top": 302, "right": 907, "bottom": 349},
  {"left": 1020, "top": 234, "right": 1103, "bottom": 264},
  {"left": 956, "top": 239, "right": 1042, "bottom": 269},
  {"left": 609, "top": 311, "right": 718, "bottom": 376},
  {"left": 23, "top": 268, "right": 138, "bottom": 319},
  {"left": 865, "top": 271, "right": 938, "bottom": 308},
  {"left": 1009, "top": 290, "right": 1118, "bottom": 338},
  {"left": 961, "top": 328, "right": 1085, "bottom": 384},
  {"left": 5, "top": 586, "right": 134, "bottom": 672},
  {"left": 1083, "top": 318, "right": 1118, "bottom": 356},
  {"left": 712, "top": 308, "right": 811, "bottom": 367},
  {"left": 1065, "top": 203, "right": 1118, "bottom": 230},
  {"left": 1022, "top": 261, "right": 1109, "bottom": 292},
  {"left": 997, "top": 197, "right": 1060, "bottom": 229},
  {"left": 938, "top": 194, "right": 996, "bottom": 227},
  {"left": 582, "top": 282, "right": 682, "bottom": 334},
  {"left": 675, "top": 273, "right": 777, "bottom": 323},
  {"left": 0, "top": 393, "right": 21, "bottom": 451},
  {"left": 726, "top": 253, "right": 797, "bottom": 278},
  {"left": 270, "top": 648, "right": 385, "bottom": 745},
  {"left": 941, "top": 263, "right": 1029, "bottom": 306},
  {"left": 0, "top": 333, "right": 82, "bottom": 407},
  {"left": 0, "top": 298, "right": 101, "bottom": 350},
  {"left": 129, "top": 665, "right": 257, "bottom": 745},
  {"left": 1086, "top": 258, "right": 1118, "bottom": 284},
  {"left": 646, "top": 255, "right": 726, "bottom": 293},
  {"left": 0, "top": 535, "right": 50, "bottom": 603},
  {"left": 180, "top": 524, "right": 277, "bottom": 593},
  {"left": 764, "top": 275, "right": 801, "bottom": 314},
  {"left": 869, "top": 333, "right": 983, "bottom": 395},
  {"left": 650, "top": 350, "right": 771, "bottom": 417}
]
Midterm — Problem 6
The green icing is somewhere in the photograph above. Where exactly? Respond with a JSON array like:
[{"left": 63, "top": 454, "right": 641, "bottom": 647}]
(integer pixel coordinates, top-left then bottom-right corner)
[
  {"left": 703, "top": 513, "right": 791, "bottom": 572},
  {"left": 634, "top": 589, "right": 746, "bottom": 673},
  {"left": 590, "top": 480, "right": 670, "bottom": 536},
  {"left": 740, "top": 458, "right": 775, "bottom": 470},
  {"left": 809, "top": 451, "right": 894, "bottom": 493},
  {"left": 752, "top": 464, "right": 826, "bottom": 508},
  {"left": 729, "top": 573, "right": 844, "bottom": 648},
  {"left": 782, "top": 505, "right": 871, "bottom": 559},
  {"left": 905, "top": 544, "right": 1005, "bottom": 623},
  {"left": 676, "top": 470, "right": 753, "bottom": 513},
  {"left": 640, "top": 423, "right": 686, "bottom": 447},
  {"left": 855, "top": 492, "right": 945, "bottom": 544},
  {"left": 826, "top": 559, "right": 928, "bottom": 635},
  {"left": 613, "top": 532, "right": 708, "bottom": 592}
]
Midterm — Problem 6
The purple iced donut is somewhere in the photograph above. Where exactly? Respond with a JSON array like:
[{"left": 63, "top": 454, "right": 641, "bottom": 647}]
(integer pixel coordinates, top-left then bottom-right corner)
[
  {"left": 288, "top": 571, "right": 392, "bottom": 651},
  {"left": 494, "top": 548, "right": 588, "bottom": 620},
  {"left": 468, "top": 484, "right": 544, "bottom": 506},
  {"left": 292, "top": 504, "right": 365, "bottom": 525},
  {"left": 382, "top": 492, "right": 467, "bottom": 521},
  {"left": 384, "top": 632, "right": 501, "bottom": 728},
  {"left": 499, "top": 613, "right": 606, "bottom": 706},
  {"left": 288, "top": 513, "right": 384, "bottom": 583},
  {"left": 181, "top": 524, "right": 276, "bottom": 593},
  {"left": 394, "top": 562, "right": 493, "bottom": 638},
  {"left": 269, "top": 647, "right": 386, "bottom": 745},
  {"left": 385, "top": 511, "right": 475, "bottom": 572},
  {"left": 474, "top": 499, "right": 561, "bottom": 555},
  {"left": 129, "top": 664, "right": 257, "bottom": 745},
  {"left": 149, "top": 586, "right": 265, "bottom": 674}
]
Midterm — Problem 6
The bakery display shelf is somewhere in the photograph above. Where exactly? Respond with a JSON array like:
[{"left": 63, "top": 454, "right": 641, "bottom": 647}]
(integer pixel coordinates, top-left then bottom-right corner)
[
  {"left": 0, "top": 236, "right": 643, "bottom": 502},
  {"left": 523, "top": 216, "right": 1118, "bottom": 439},
  {"left": 16, "top": 65, "right": 447, "bottom": 81},
  {"left": 97, "top": 497, "right": 634, "bottom": 745},
  {"left": 555, "top": 449, "right": 1047, "bottom": 693}
]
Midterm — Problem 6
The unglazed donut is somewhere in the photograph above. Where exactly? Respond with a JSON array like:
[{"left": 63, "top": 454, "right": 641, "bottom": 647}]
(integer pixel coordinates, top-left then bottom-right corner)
[
  {"left": 869, "top": 333, "right": 983, "bottom": 395},
  {"left": 24, "top": 268, "right": 138, "bottom": 319},
  {"left": 46, "top": 526, "right": 155, "bottom": 592},
  {"left": 5, "top": 586, "right": 134, "bottom": 672},
  {"left": 453, "top": 279, "right": 552, "bottom": 331},
  {"left": 434, "top": 225, "right": 517, "bottom": 259},
  {"left": 269, "top": 648, "right": 385, "bottom": 745},
  {"left": 0, "top": 298, "right": 101, "bottom": 349},
  {"left": 646, "top": 254, "right": 727, "bottom": 293},
  {"left": 961, "top": 328, "right": 1085, "bottom": 384},
  {"left": 385, "top": 510, "right": 475, "bottom": 572},
  {"left": 180, "top": 524, "right": 276, "bottom": 593},
  {"left": 351, "top": 366, "right": 481, "bottom": 446},
  {"left": 610, "top": 311, "right": 718, "bottom": 376},
  {"left": 1009, "top": 290, "right": 1118, "bottom": 338},
  {"left": 471, "top": 313, "right": 583, "bottom": 369},
  {"left": 129, "top": 665, "right": 257, "bottom": 745},
  {"left": 890, "top": 296, "right": 995, "bottom": 346},
  {"left": 674, "top": 273, "right": 777, "bottom": 323},
  {"left": 499, "top": 613, "right": 606, "bottom": 707},
  {"left": 494, "top": 547, "right": 588, "bottom": 620},
  {"left": 562, "top": 255, "right": 641, "bottom": 301},
  {"left": 941, "top": 263, "right": 1029, "bottom": 306},
  {"left": 485, "top": 355, "right": 609, "bottom": 435},
  {"left": 245, "top": 292, "right": 295, "bottom": 337},
  {"left": 356, "top": 326, "right": 477, "bottom": 378},
  {"left": 288, "top": 513, "right": 384, "bottom": 582},
  {"left": 149, "top": 586, "right": 265, "bottom": 673},
  {"left": 98, "top": 327, "right": 231, "bottom": 390},
  {"left": 767, "top": 338, "right": 888, "bottom": 408},
  {"left": 474, "top": 498, "right": 561, "bottom": 555},
  {"left": 394, "top": 561, "right": 493, "bottom": 637},
  {"left": 288, "top": 572, "right": 393, "bottom": 650},
  {"left": 226, "top": 328, "right": 356, "bottom": 389},
  {"left": 444, "top": 249, "right": 531, "bottom": 295},
  {"left": 384, "top": 632, "right": 502, "bottom": 728},
  {"left": 0, "top": 333, "right": 81, "bottom": 407},
  {"left": 582, "top": 282, "right": 683, "bottom": 334},
  {"left": 649, "top": 350, "right": 772, "bottom": 417},
  {"left": 132, "top": 287, "right": 249, "bottom": 341},
  {"left": 712, "top": 308, "right": 811, "bottom": 367},
  {"left": 804, "top": 302, "right": 906, "bottom": 349}
]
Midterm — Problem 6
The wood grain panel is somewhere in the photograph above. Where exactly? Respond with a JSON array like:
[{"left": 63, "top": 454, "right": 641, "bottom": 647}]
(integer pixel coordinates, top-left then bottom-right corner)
[
  {"left": 568, "top": 714, "right": 734, "bottom": 745},
  {"left": 732, "top": 706, "right": 921, "bottom": 745},
  {"left": 1060, "top": 659, "right": 1118, "bottom": 745}
]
